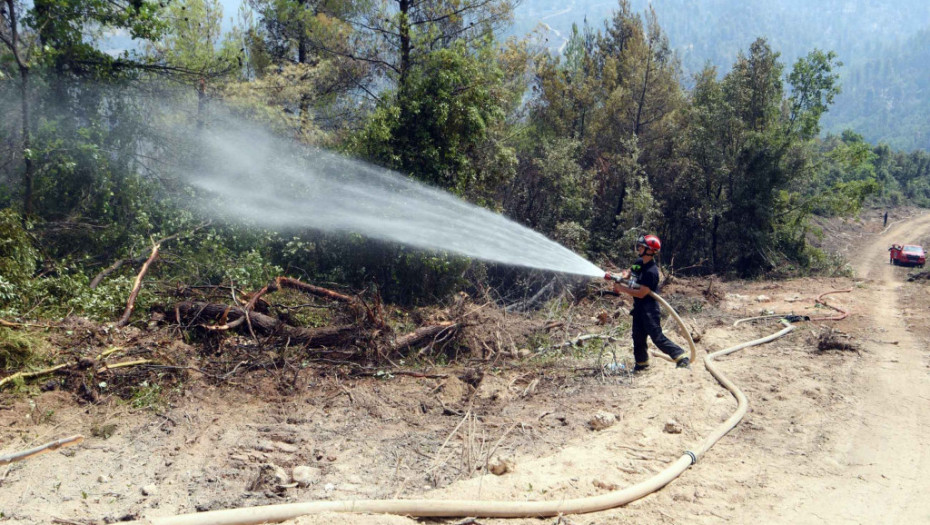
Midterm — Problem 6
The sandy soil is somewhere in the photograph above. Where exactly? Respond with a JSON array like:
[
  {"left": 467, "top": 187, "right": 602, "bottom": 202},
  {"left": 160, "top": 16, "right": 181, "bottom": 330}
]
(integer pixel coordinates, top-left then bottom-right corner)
[{"left": 2, "top": 210, "right": 930, "bottom": 525}]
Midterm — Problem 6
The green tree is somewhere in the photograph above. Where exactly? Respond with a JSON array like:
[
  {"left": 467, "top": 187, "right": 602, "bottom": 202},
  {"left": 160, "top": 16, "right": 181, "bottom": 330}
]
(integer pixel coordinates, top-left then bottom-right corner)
[
  {"left": 356, "top": 40, "right": 517, "bottom": 200},
  {"left": 788, "top": 49, "right": 841, "bottom": 140}
]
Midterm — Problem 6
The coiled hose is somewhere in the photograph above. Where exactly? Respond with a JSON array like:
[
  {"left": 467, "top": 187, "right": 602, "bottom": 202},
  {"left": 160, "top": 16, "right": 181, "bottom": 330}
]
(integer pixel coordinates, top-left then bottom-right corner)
[{"left": 125, "top": 296, "right": 796, "bottom": 525}]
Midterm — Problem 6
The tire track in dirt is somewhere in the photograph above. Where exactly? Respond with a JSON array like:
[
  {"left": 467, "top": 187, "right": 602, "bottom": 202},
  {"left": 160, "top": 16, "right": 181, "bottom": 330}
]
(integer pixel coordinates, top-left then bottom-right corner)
[{"left": 777, "top": 211, "right": 930, "bottom": 523}]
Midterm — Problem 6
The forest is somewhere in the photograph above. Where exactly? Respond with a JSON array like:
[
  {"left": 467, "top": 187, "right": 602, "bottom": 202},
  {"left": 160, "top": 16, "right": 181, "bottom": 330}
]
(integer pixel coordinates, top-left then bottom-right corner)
[
  {"left": 519, "top": 0, "right": 930, "bottom": 151},
  {"left": 1, "top": 0, "right": 929, "bottom": 326}
]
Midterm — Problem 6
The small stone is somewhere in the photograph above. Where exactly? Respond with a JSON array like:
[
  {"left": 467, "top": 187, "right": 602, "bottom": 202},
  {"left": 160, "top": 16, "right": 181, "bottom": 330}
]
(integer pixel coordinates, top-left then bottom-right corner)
[
  {"left": 588, "top": 411, "right": 618, "bottom": 431},
  {"left": 755, "top": 295, "right": 771, "bottom": 302},
  {"left": 324, "top": 483, "right": 335, "bottom": 492},
  {"left": 488, "top": 456, "right": 514, "bottom": 476},
  {"left": 251, "top": 463, "right": 290, "bottom": 492},
  {"left": 592, "top": 479, "right": 619, "bottom": 491},
  {"left": 663, "top": 419, "right": 683, "bottom": 434},
  {"left": 97, "top": 475, "right": 110, "bottom": 483},
  {"left": 253, "top": 440, "right": 275, "bottom": 453},
  {"left": 275, "top": 442, "right": 299, "bottom": 454},
  {"left": 292, "top": 465, "right": 318, "bottom": 487},
  {"left": 141, "top": 484, "right": 158, "bottom": 496}
]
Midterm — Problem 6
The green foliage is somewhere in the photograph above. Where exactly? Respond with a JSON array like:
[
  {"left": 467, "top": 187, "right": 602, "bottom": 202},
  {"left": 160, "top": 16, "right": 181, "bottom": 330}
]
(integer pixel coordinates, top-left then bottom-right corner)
[
  {"left": 0, "top": 328, "right": 42, "bottom": 369},
  {"left": 0, "top": 210, "right": 39, "bottom": 289},
  {"left": 275, "top": 232, "right": 471, "bottom": 305},
  {"left": 788, "top": 50, "right": 842, "bottom": 140},
  {"left": 130, "top": 381, "right": 165, "bottom": 411},
  {"left": 2, "top": 0, "right": 928, "bottom": 325},
  {"left": 356, "top": 40, "right": 517, "bottom": 201}
]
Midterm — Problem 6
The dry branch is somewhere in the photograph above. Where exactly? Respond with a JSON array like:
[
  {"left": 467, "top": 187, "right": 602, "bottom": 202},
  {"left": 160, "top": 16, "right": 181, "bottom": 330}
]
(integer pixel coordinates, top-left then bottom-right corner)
[
  {"left": 176, "top": 301, "right": 359, "bottom": 347},
  {"left": 274, "top": 277, "right": 356, "bottom": 304},
  {"left": 0, "top": 435, "right": 84, "bottom": 465},
  {"left": 89, "top": 255, "right": 147, "bottom": 289},
  {"left": 0, "top": 363, "right": 70, "bottom": 390},
  {"left": 96, "top": 359, "right": 154, "bottom": 374},
  {"left": 393, "top": 322, "right": 459, "bottom": 352},
  {"left": 116, "top": 242, "right": 160, "bottom": 327}
]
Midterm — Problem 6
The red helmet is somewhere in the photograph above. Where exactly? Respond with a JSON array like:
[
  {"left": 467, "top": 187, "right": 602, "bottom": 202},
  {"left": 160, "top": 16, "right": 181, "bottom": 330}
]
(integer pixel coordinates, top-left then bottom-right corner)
[{"left": 637, "top": 234, "right": 661, "bottom": 254}]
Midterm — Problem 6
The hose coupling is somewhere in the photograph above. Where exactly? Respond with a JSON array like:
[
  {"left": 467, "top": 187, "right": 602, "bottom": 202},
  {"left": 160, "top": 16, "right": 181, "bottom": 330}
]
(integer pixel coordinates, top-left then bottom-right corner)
[{"left": 684, "top": 450, "right": 697, "bottom": 465}]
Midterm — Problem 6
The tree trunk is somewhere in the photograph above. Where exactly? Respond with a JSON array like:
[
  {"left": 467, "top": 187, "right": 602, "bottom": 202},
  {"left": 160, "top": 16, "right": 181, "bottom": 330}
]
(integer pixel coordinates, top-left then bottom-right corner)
[
  {"left": 6, "top": 0, "right": 34, "bottom": 218},
  {"left": 20, "top": 65, "right": 33, "bottom": 218},
  {"left": 398, "top": 0, "right": 411, "bottom": 89},
  {"left": 197, "top": 77, "right": 206, "bottom": 129}
]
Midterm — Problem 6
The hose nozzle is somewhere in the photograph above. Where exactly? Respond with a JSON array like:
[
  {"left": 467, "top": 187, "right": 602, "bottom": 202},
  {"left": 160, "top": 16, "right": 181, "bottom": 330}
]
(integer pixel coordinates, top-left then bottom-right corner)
[{"left": 604, "top": 272, "right": 639, "bottom": 289}]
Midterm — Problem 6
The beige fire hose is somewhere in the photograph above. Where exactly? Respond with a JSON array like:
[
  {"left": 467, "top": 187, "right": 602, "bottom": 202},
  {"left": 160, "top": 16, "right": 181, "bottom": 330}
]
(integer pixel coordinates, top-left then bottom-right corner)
[
  {"left": 647, "top": 290, "right": 697, "bottom": 363},
  {"left": 124, "top": 294, "right": 793, "bottom": 525}
]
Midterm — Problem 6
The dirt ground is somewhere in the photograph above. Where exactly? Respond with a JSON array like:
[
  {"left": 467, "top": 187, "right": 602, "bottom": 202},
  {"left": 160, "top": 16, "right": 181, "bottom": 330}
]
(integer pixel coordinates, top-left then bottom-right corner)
[{"left": 2, "top": 208, "right": 930, "bottom": 525}]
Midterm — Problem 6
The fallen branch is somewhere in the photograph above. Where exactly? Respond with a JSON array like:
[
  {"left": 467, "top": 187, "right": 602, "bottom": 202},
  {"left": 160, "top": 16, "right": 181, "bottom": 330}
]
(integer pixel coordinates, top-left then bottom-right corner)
[
  {"left": 92, "top": 228, "right": 197, "bottom": 291},
  {"left": 0, "top": 364, "right": 70, "bottom": 390},
  {"left": 393, "top": 322, "right": 459, "bottom": 352},
  {"left": 0, "top": 318, "right": 66, "bottom": 329},
  {"left": 89, "top": 255, "right": 148, "bottom": 289},
  {"left": 116, "top": 242, "right": 161, "bottom": 327},
  {"left": 0, "top": 435, "right": 84, "bottom": 465},
  {"left": 176, "top": 301, "right": 360, "bottom": 347},
  {"left": 96, "top": 359, "right": 154, "bottom": 374},
  {"left": 274, "top": 277, "right": 356, "bottom": 304},
  {"left": 94, "top": 346, "right": 124, "bottom": 361}
]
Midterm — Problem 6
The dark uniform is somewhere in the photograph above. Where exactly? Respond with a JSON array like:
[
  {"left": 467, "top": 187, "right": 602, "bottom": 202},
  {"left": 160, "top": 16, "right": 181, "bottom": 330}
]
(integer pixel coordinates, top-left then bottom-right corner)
[{"left": 629, "top": 257, "right": 686, "bottom": 367}]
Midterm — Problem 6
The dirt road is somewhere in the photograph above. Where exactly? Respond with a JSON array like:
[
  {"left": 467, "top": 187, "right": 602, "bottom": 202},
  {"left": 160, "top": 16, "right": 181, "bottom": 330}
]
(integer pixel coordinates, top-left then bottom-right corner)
[{"left": 771, "top": 212, "right": 930, "bottom": 524}]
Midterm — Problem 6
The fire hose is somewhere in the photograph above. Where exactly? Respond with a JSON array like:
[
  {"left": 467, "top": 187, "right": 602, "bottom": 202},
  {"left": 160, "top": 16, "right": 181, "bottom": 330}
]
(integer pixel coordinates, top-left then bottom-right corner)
[{"left": 124, "top": 283, "right": 800, "bottom": 525}]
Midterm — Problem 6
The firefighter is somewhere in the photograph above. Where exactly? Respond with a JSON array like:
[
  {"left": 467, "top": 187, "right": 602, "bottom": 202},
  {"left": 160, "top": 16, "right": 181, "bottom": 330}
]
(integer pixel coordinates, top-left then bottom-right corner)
[{"left": 613, "top": 234, "right": 690, "bottom": 372}]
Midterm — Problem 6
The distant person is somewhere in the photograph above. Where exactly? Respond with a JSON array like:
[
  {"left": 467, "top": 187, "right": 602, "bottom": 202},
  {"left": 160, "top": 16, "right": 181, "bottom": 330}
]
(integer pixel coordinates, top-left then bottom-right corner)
[
  {"left": 884, "top": 211, "right": 889, "bottom": 228},
  {"left": 612, "top": 234, "right": 690, "bottom": 372}
]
